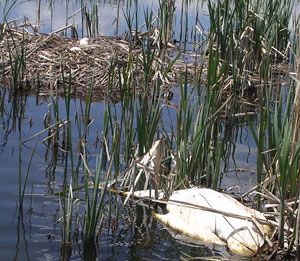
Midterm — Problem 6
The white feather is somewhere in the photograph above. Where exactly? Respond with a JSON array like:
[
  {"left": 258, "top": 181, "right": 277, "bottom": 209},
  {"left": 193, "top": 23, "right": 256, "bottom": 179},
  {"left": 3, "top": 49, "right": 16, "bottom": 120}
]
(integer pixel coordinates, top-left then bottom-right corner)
[{"left": 154, "top": 188, "right": 271, "bottom": 256}]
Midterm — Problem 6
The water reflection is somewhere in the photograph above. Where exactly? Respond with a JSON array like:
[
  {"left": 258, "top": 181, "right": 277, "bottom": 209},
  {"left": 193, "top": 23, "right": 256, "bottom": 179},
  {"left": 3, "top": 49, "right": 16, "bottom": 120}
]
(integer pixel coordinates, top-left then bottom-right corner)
[
  {"left": 0, "top": 81, "right": 259, "bottom": 259},
  {"left": 3, "top": 0, "right": 209, "bottom": 39},
  {"left": 14, "top": 202, "right": 34, "bottom": 261}
]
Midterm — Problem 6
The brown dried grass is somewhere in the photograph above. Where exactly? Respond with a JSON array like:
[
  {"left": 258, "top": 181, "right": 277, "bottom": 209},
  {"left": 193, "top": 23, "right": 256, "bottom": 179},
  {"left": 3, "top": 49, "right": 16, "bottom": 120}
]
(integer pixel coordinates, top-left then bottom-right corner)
[{"left": 0, "top": 26, "right": 192, "bottom": 101}]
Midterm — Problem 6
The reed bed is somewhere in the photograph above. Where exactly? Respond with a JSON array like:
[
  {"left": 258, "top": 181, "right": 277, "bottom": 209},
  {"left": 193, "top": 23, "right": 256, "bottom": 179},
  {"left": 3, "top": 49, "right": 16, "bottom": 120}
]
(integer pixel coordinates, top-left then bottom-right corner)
[{"left": 0, "top": 23, "right": 195, "bottom": 101}]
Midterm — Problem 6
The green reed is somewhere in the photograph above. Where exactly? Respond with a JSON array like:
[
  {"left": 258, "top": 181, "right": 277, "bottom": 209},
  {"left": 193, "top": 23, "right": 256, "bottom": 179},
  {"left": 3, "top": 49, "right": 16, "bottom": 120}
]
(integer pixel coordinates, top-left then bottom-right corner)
[
  {"left": 59, "top": 179, "right": 74, "bottom": 244},
  {"left": 1, "top": 0, "right": 18, "bottom": 25},
  {"left": 82, "top": 142, "right": 112, "bottom": 243},
  {"left": 1, "top": 1, "right": 27, "bottom": 87},
  {"left": 7, "top": 32, "right": 26, "bottom": 90},
  {"left": 98, "top": 0, "right": 227, "bottom": 191},
  {"left": 249, "top": 81, "right": 300, "bottom": 251},
  {"left": 118, "top": 53, "right": 136, "bottom": 165},
  {"left": 207, "top": 0, "right": 293, "bottom": 94},
  {"left": 158, "top": 0, "right": 175, "bottom": 46},
  {"left": 17, "top": 131, "right": 38, "bottom": 210}
]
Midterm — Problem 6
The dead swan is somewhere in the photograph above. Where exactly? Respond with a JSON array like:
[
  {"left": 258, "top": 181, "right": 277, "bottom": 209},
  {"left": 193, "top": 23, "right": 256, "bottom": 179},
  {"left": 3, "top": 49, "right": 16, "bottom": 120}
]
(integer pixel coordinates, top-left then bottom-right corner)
[{"left": 152, "top": 188, "right": 271, "bottom": 257}]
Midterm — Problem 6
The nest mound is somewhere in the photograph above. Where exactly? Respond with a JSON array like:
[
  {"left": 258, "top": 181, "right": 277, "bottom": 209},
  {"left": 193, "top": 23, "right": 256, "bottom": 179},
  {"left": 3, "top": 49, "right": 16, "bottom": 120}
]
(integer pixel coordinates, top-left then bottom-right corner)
[{"left": 0, "top": 29, "right": 187, "bottom": 101}]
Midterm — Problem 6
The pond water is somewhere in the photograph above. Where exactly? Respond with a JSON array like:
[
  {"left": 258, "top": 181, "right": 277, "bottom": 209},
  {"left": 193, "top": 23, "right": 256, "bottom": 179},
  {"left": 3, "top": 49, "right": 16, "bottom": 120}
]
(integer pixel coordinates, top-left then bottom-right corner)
[
  {"left": 0, "top": 0, "right": 258, "bottom": 260},
  {"left": 2, "top": 0, "right": 210, "bottom": 41}
]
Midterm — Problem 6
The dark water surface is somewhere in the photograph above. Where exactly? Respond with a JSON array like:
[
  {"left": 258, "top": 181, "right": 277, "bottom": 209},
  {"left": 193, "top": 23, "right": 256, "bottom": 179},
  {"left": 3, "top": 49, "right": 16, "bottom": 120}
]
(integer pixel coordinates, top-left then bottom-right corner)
[
  {"left": 0, "top": 1, "right": 256, "bottom": 260},
  {"left": 0, "top": 91, "right": 256, "bottom": 260}
]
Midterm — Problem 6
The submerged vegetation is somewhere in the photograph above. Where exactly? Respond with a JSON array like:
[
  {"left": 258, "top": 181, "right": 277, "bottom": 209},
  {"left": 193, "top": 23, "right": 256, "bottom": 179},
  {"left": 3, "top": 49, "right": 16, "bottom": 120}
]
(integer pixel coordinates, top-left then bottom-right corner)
[{"left": 1, "top": 0, "right": 300, "bottom": 259}]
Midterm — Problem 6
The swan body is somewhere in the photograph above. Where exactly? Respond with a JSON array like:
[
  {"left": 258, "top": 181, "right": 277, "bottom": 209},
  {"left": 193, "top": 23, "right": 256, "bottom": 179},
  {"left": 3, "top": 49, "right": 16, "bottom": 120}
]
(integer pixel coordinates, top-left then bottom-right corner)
[
  {"left": 131, "top": 189, "right": 165, "bottom": 199},
  {"left": 80, "top": 38, "right": 89, "bottom": 47},
  {"left": 152, "top": 188, "right": 271, "bottom": 256}
]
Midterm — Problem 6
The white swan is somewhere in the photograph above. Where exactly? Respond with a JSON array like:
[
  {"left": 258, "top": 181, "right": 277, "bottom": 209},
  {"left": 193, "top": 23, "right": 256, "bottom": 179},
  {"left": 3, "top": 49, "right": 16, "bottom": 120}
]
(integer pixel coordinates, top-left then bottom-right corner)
[
  {"left": 150, "top": 188, "right": 271, "bottom": 257},
  {"left": 79, "top": 37, "right": 89, "bottom": 46}
]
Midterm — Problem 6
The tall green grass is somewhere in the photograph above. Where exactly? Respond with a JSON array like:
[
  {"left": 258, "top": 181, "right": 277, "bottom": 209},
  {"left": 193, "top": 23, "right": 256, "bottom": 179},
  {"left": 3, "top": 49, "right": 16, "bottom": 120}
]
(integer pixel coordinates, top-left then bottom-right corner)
[
  {"left": 249, "top": 82, "right": 300, "bottom": 251},
  {"left": 207, "top": 0, "right": 292, "bottom": 94}
]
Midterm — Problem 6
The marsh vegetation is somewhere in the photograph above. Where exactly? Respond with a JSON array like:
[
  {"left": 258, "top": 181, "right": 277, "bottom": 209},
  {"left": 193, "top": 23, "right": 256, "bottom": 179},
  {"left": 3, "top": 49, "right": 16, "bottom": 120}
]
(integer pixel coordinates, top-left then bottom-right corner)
[{"left": 1, "top": 0, "right": 300, "bottom": 259}]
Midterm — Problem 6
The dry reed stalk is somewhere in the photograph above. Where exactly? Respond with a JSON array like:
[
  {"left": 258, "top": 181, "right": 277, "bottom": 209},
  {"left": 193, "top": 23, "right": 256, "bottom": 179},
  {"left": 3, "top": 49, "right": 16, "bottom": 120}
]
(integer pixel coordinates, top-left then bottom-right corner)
[
  {"left": 35, "top": 0, "right": 41, "bottom": 32},
  {"left": 166, "top": 0, "right": 175, "bottom": 45},
  {"left": 0, "top": 23, "right": 194, "bottom": 101}
]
